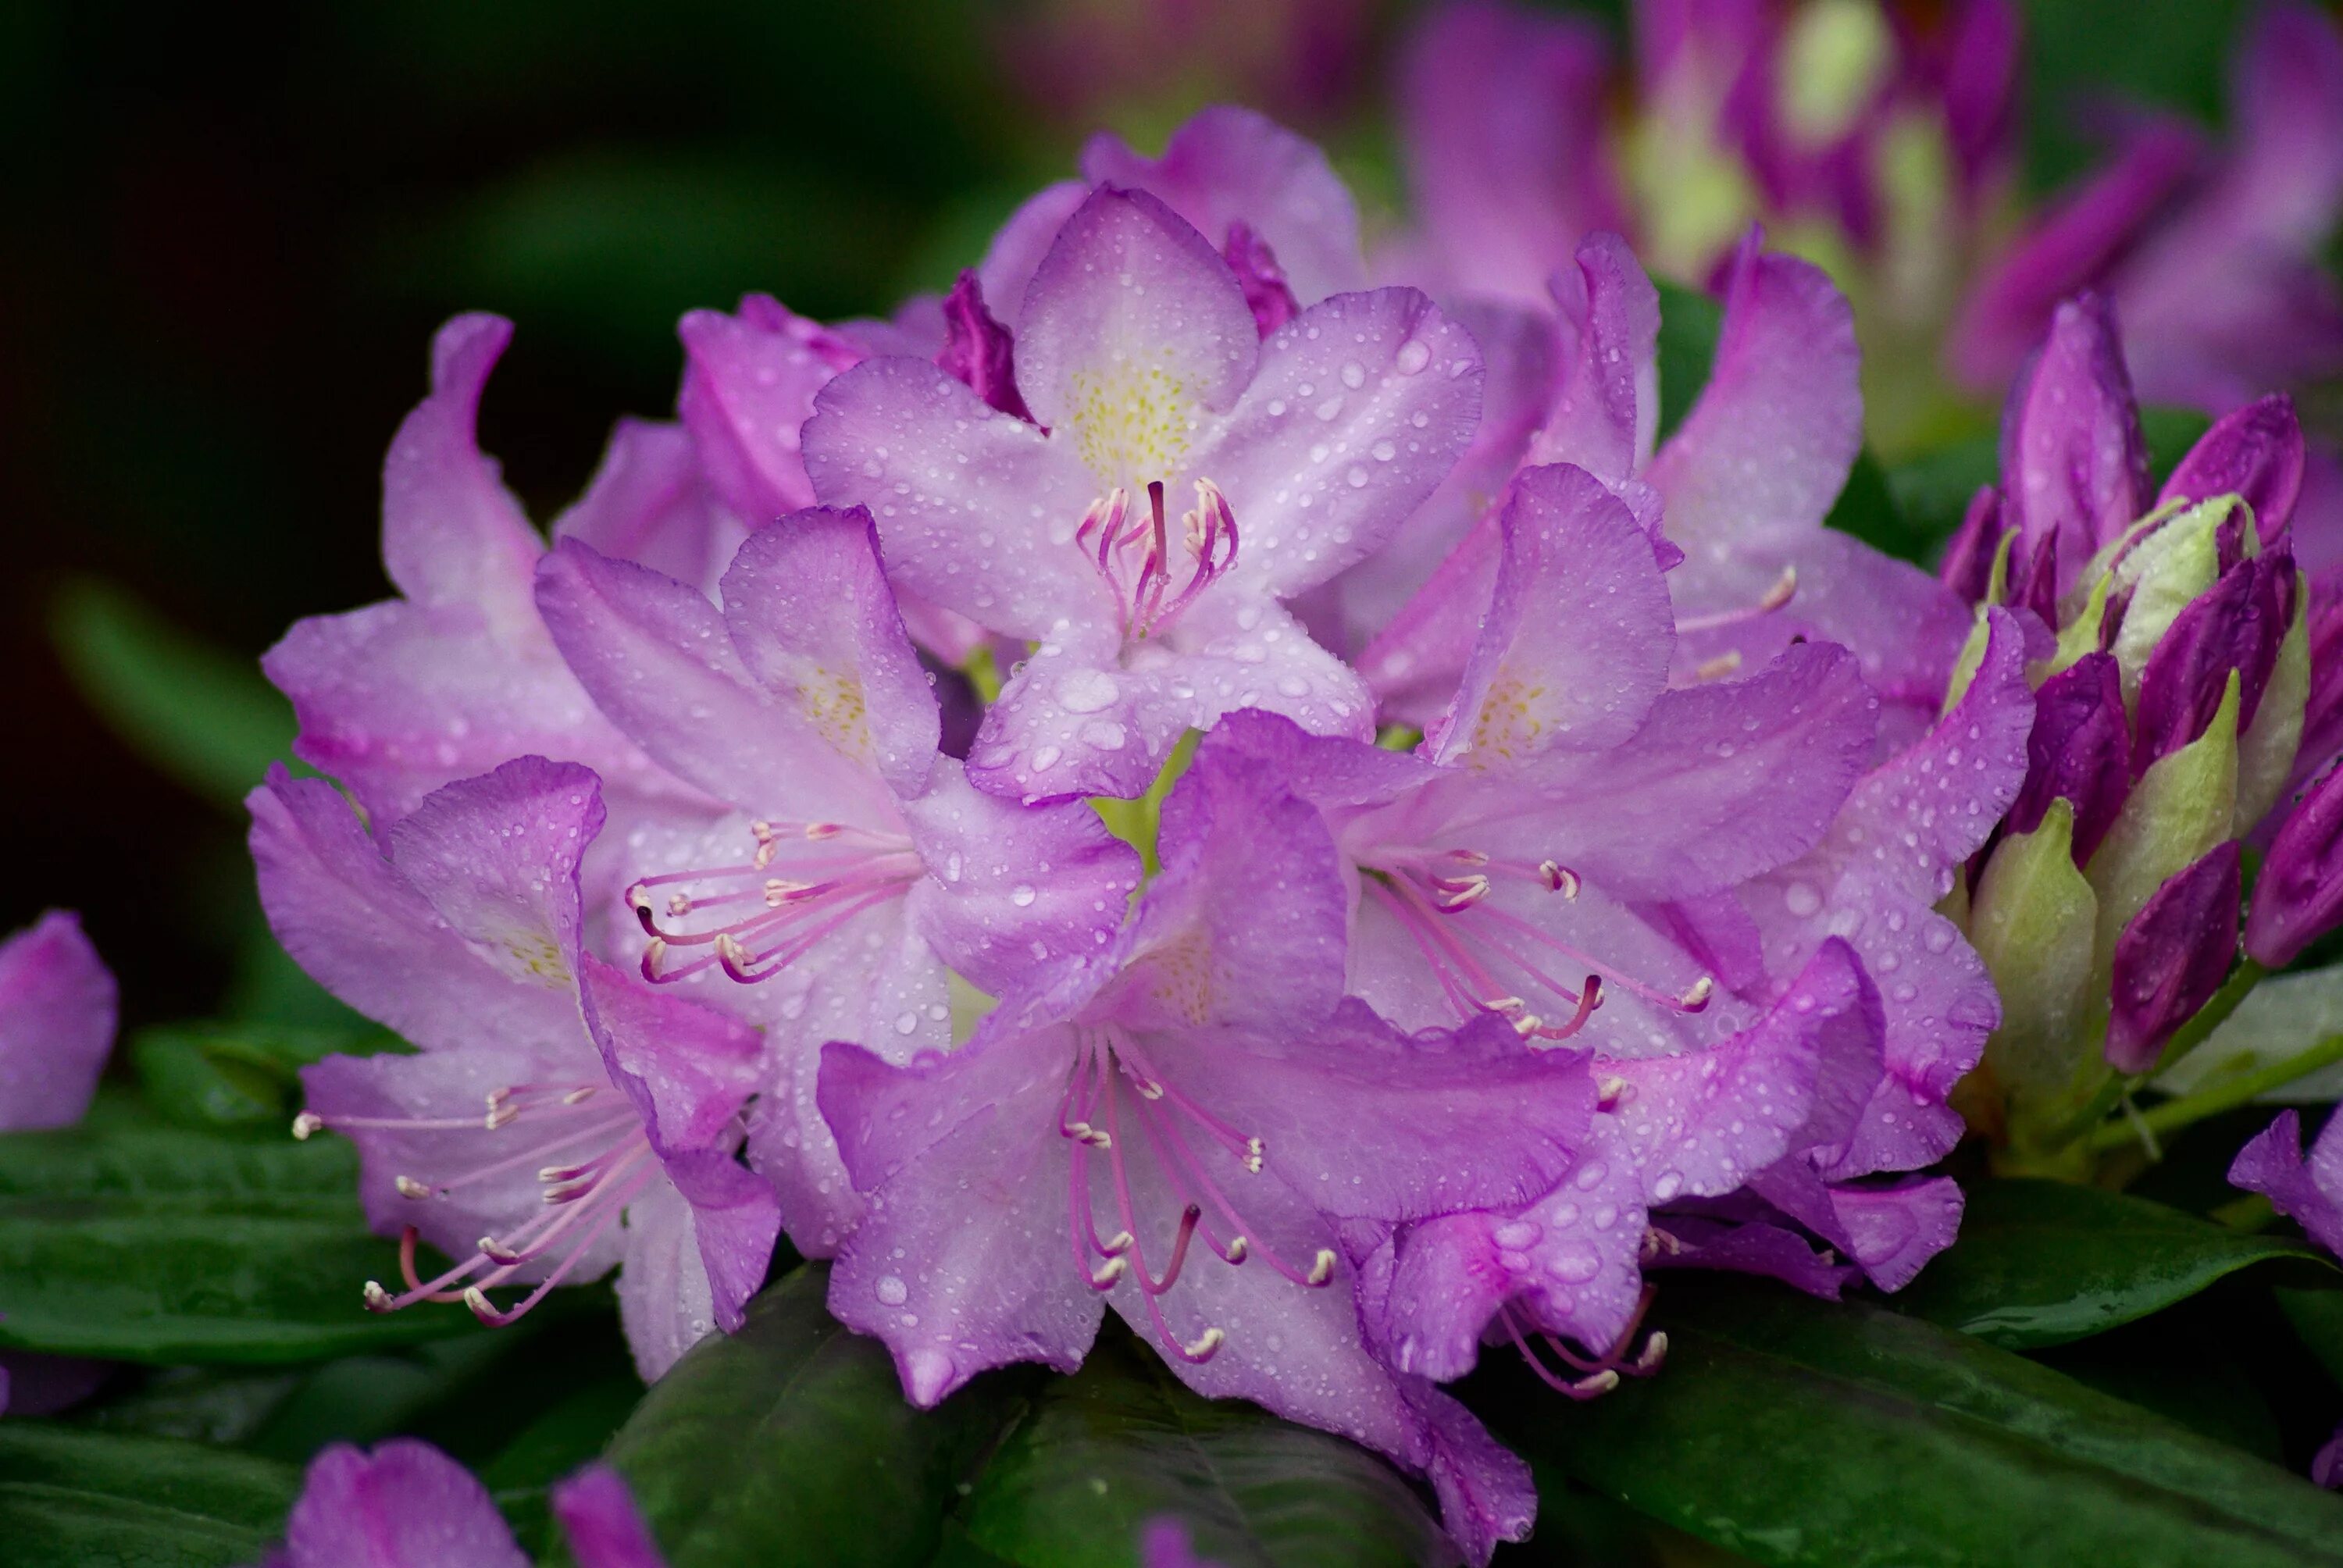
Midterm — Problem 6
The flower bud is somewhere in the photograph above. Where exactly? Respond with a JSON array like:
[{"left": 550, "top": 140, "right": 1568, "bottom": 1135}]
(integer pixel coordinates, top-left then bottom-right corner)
[
  {"left": 2088, "top": 672, "right": 2238, "bottom": 968},
  {"left": 2238, "top": 555, "right": 2309, "bottom": 829},
  {"left": 2105, "top": 841, "right": 2242, "bottom": 1073},
  {"left": 1973, "top": 798, "right": 2100, "bottom": 1095},
  {"left": 2155, "top": 394, "right": 2306, "bottom": 551},
  {"left": 2002, "top": 292, "right": 2150, "bottom": 600},
  {"left": 2246, "top": 760, "right": 2343, "bottom": 968},
  {"left": 2009, "top": 652, "right": 2128, "bottom": 864},
  {"left": 2107, "top": 495, "right": 2237, "bottom": 693},
  {"left": 2132, "top": 551, "right": 2291, "bottom": 777}
]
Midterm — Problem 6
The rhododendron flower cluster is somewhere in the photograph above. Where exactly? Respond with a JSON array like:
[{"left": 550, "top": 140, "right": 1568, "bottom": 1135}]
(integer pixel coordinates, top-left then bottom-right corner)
[{"left": 224, "top": 100, "right": 2064, "bottom": 1559}]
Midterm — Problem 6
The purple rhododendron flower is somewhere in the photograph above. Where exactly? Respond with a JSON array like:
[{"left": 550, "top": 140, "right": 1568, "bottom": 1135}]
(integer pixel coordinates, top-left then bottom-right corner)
[
  {"left": 0, "top": 909, "right": 116, "bottom": 1131},
  {"left": 251, "top": 1439, "right": 665, "bottom": 1568},
  {"left": 251, "top": 757, "right": 779, "bottom": 1380},
  {"left": 535, "top": 506, "right": 1139, "bottom": 1255},
  {"left": 803, "top": 184, "right": 1484, "bottom": 802},
  {"left": 816, "top": 731, "right": 1596, "bottom": 1559}
]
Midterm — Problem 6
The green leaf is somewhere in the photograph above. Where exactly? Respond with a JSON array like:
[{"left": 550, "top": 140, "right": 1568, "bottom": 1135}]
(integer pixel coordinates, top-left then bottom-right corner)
[
  {"left": 0, "top": 1422, "right": 298, "bottom": 1568},
  {"left": 1493, "top": 1278, "right": 2343, "bottom": 1568},
  {"left": 586, "top": 1263, "right": 1033, "bottom": 1568},
  {"left": 132, "top": 1021, "right": 382, "bottom": 1132},
  {"left": 50, "top": 578, "right": 299, "bottom": 811},
  {"left": 962, "top": 1330, "right": 1456, "bottom": 1568},
  {"left": 2280, "top": 1287, "right": 2343, "bottom": 1388},
  {"left": 1824, "top": 448, "right": 1939, "bottom": 565},
  {"left": 1653, "top": 276, "right": 1724, "bottom": 442},
  {"left": 0, "top": 1110, "right": 487, "bottom": 1363},
  {"left": 1892, "top": 1179, "right": 2334, "bottom": 1349}
]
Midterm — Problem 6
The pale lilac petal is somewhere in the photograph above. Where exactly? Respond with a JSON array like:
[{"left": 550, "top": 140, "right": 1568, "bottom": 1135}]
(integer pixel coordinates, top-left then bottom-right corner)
[
  {"left": 1397, "top": 0, "right": 1624, "bottom": 309},
  {"left": 1197, "top": 706, "right": 1442, "bottom": 811},
  {"left": 719, "top": 508, "right": 942, "bottom": 800},
  {"left": 1646, "top": 239, "right": 1860, "bottom": 558},
  {"left": 575, "top": 955, "right": 763, "bottom": 1156},
  {"left": 1525, "top": 232, "right": 1662, "bottom": 480},
  {"left": 1357, "top": 511, "right": 1503, "bottom": 728},
  {"left": 1407, "top": 1374, "right": 1538, "bottom": 1565},
  {"left": 677, "top": 295, "right": 862, "bottom": 523},
  {"left": 380, "top": 315, "right": 542, "bottom": 626},
  {"left": 1645, "top": 1213, "right": 1854, "bottom": 1297},
  {"left": 900, "top": 761, "right": 1142, "bottom": 997},
  {"left": 381, "top": 757, "right": 600, "bottom": 982},
  {"left": 1468, "top": 643, "right": 1878, "bottom": 900},
  {"left": 277, "top": 1440, "right": 528, "bottom": 1568},
  {"left": 2231, "top": 1108, "right": 2343, "bottom": 1257},
  {"left": 801, "top": 355, "right": 1109, "bottom": 639},
  {"left": 820, "top": 1031, "right": 1104, "bottom": 1405},
  {"left": 1014, "top": 187, "right": 1259, "bottom": 472},
  {"left": 0, "top": 911, "right": 116, "bottom": 1131},
  {"left": 551, "top": 1466, "right": 669, "bottom": 1568},
  {"left": 1172, "top": 1000, "right": 1595, "bottom": 1223},
  {"left": 1081, "top": 105, "right": 1365, "bottom": 305},
  {"left": 1778, "top": 1171, "right": 1967, "bottom": 1292},
  {"left": 1432, "top": 462, "right": 1674, "bottom": 765},
  {"left": 2226, "top": 3, "right": 2343, "bottom": 249},
  {"left": 1198, "top": 285, "right": 1484, "bottom": 600},
  {"left": 977, "top": 180, "right": 1089, "bottom": 329},
  {"left": 613, "top": 1177, "right": 722, "bottom": 1381},
  {"left": 248, "top": 769, "right": 577, "bottom": 1057},
  {"left": 535, "top": 540, "right": 886, "bottom": 825},
  {"left": 657, "top": 1146, "right": 782, "bottom": 1339},
  {"left": 554, "top": 418, "right": 747, "bottom": 600}
]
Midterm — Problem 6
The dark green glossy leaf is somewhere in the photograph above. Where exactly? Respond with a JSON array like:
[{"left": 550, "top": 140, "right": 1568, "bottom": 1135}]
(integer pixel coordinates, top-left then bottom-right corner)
[
  {"left": 132, "top": 1021, "right": 380, "bottom": 1131},
  {"left": 1653, "top": 276, "right": 1724, "bottom": 442},
  {"left": 1824, "top": 449, "right": 1938, "bottom": 564},
  {"left": 1885, "top": 436, "right": 1996, "bottom": 561},
  {"left": 49, "top": 578, "right": 299, "bottom": 811},
  {"left": 2280, "top": 1287, "right": 2343, "bottom": 1388},
  {"left": 586, "top": 1263, "right": 1032, "bottom": 1568},
  {"left": 1893, "top": 1179, "right": 2333, "bottom": 1349},
  {"left": 0, "top": 1421, "right": 298, "bottom": 1567},
  {"left": 0, "top": 1113, "right": 485, "bottom": 1362},
  {"left": 1492, "top": 1278, "right": 2343, "bottom": 1567},
  {"left": 962, "top": 1331, "right": 1456, "bottom": 1568}
]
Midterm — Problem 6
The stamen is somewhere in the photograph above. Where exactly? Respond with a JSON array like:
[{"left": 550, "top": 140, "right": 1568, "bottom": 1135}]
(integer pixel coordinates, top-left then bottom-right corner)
[
  {"left": 394, "top": 1175, "right": 430, "bottom": 1199},
  {"left": 1674, "top": 566, "right": 1797, "bottom": 634},
  {"left": 1539, "top": 861, "right": 1581, "bottom": 898},
  {"left": 1306, "top": 1249, "right": 1337, "bottom": 1286},
  {"left": 1692, "top": 650, "right": 1743, "bottom": 680},
  {"left": 291, "top": 1111, "right": 323, "bottom": 1139}
]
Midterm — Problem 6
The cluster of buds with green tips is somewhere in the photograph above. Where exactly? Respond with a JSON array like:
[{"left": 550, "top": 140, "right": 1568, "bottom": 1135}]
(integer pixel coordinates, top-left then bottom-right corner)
[{"left": 1938, "top": 294, "right": 2343, "bottom": 1174}]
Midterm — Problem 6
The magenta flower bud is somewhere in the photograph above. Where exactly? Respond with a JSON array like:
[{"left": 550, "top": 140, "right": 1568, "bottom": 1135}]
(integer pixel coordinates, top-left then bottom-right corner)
[
  {"left": 1999, "top": 292, "right": 2152, "bottom": 601},
  {"left": 2294, "top": 587, "right": 2343, "bottom": 803},
  {"left": 2010, "top": 653, "right": 2130, "bottom": 864},
  {"left": 935, "top": 269, "right": 1035, "bottom": 423},
  {"left": 2156, "top": 394, "right": 2307, "bottom": 551},
  {"left": 2132, "top": 550, "right": 2294, "bottom": 776},
  {"left": 2248, "top": 760, "right": 2343, "bottom": 967},
  {"left": 1222, "top": 219, "right": 1300, "bottom": 337},
  {"left": 2106, "top": 840, "right": 2242, "bottom": 1073},
  {"left": 1938, "top": 484, "right": 2008, "bottom": 605}
]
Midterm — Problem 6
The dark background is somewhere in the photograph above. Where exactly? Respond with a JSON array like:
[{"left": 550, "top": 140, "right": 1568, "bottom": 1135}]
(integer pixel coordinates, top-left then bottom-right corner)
[{"left": 0, "top": 0, "right": 2271, "bottom": 1025}]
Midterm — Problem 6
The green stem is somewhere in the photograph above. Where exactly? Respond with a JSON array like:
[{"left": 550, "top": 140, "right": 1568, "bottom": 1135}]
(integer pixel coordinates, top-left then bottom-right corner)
[
  {"left": 2084, "top": 1029, "right": 2343, "bottom": 1154},
  {"left": 2045, "top": 959, "right": 2266, "bottom": 1150}
]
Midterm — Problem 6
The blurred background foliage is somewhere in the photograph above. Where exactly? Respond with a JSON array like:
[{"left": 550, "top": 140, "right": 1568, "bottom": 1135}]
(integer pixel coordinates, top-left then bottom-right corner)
[{"left": 0, "top": 0, "right": 2288, "bottom": 1029}]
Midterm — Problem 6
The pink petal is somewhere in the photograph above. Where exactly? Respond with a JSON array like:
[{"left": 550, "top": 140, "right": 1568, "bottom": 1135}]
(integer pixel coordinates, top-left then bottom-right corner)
[
  {"left": 278, "top": 1440, "right": 529, "bottom": 1568},
  {"left": 0, "top": 911, "right": 116, "bottom": 1132}
]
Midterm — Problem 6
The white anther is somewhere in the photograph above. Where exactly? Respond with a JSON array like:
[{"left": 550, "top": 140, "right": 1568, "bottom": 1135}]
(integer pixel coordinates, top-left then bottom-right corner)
[
  {"left": 362, "top": 1280, "right": 394, "bottom": 1313},
  {"left": 753, "top": 839, "right": 779, "bottom": 870},
  {"left": 1435, "top": 875, "right": 1491, "bottom": 911},
  {"left": 1091, "top": 1257, "right": 1129, "bottom": 1287},
  {"left": 715, "top": 933, "right": 752, "bottom": 971},
  {"left": 1511, "top": 1013, "right": 1546, "bottom": 1038},
  {"left": 485, "top": 1103, "right": 519, "bottom": 1131},
  {"left": 1225, "top": 1236, "right": 1250, "bottom": 1263},
  {"left": 1679, "top": 976, "right": 1715, "bottom": 1010},
  {"left": 1758, "top": 565, "right": 1798, "bottom": 611},
  {"left": 667, "top": 893, "right": 692, "bottom": 917},
  {"left": 1102, "top": 1230, "right": 1135, "bottom": 1255},
  {"left": 805, "top": 822, "right": 844, "bottom": 840},
  {"left": 764, "top": 878, "right": 807, "bottom": 907},
  {"left": 1539, "top": 861, "right": 1581, "bottom": 898},
  {"left": 1243, "top": 1136, "right": 1264, "bottom": 1174},
  {"left": 562, "top": 1085, "right": 598, "bottom": 1105},
  {"left": 486, "top": 1087, "right": 513, "bottom": 1108},
  {"left": 626, "top": 884, "right": 653, "bottom": 912},
  {"left": 1306, "top": 1249, "right": 1338, "bottom": 1286},
  {"left": 291, "top": 1111, "right": 325, "bottom": 1140},
  {"left": 1692, "top": 651, "right": 1743, "bottom": 681},
  {"left": 1597, "top": 1075, "right": 1628, "bottom": 1107},
  {"left": 1085, "top": 1128, "right": 1114, "bottom": 1151},
  {"left": 643, "top": 937, "right": 669, "bottom": 978},
  {"left": 1446, "top": 848, "right": 1490, "bottom": 867},
  {"left": 394, "top": 1175, "right": 431, "bottom": 1200},
  {"left": 481, "top": 1236, "right": 526, "bottom": 1265},
  {"left": 750, "top": 820, "right": 776, "bottom": 841},
  {"left": 1136, "top": 1078, "right": 1165, "bottom": 1100},
  {"left": 1184, "top": 1327, "right": 1226, "bottom": 1361},
  {"left": 1635, "top": 1332, "right": 1669, "bottom": 1374},
  {"left": 1572, "top": 1369, "right": 1621, "bottom": 1399},
  {"left": 462, "top": 1286, "right": 498, "bottom": 1324}
]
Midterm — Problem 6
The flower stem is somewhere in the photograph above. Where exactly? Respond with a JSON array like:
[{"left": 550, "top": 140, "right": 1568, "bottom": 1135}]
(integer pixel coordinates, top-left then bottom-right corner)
[
  {"left": 2084, "top": 1029, "right": 2343, "bottom": 1154},
  {"left": 2045, "top": 959, "right": 2266, "bottom": 1150}
]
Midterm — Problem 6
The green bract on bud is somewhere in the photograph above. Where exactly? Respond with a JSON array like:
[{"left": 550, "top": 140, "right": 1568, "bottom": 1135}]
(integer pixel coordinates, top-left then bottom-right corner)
[
  {"left": 2102, "top": 495, "right": 2244, "bottom": 696},
  {"left": 2086, "top": 672, "right": 2239, "bottom": 971},
  {"left": 1971, "top": 798, "right": 2099, "bottom": 1098}
]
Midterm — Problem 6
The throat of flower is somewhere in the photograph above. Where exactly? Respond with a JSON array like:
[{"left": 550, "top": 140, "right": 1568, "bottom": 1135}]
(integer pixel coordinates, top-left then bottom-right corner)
[
  {"left": 1361, "top": 849, "right": 1714, "bottom": 1042},
  {"left": 293, "top": 1081, "right": 654, "bottom": 1327},
  {"left": 1073, "top": 478, "right": 1239, "bottom": 644},
  {"left": 1058, "top": 1028, "right": 1335, "bottom": 1367},
  {"left": 628, "top": 818, "right": 922, "bottom": 985}
]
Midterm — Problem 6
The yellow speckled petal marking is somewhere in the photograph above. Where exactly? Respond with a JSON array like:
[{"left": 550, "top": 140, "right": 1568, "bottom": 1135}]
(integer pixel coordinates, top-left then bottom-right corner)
[
  {"left": 1465, "top": 668, "right": 1552, "bottom": 765},
  {"left": 1068, "top": 354, "right": 1193, "bottom": 482},
  {"left": 794, "top": 664, "right": 874, "bottom": 766}
]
